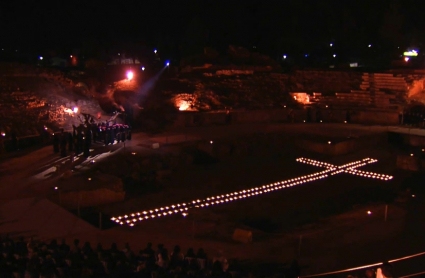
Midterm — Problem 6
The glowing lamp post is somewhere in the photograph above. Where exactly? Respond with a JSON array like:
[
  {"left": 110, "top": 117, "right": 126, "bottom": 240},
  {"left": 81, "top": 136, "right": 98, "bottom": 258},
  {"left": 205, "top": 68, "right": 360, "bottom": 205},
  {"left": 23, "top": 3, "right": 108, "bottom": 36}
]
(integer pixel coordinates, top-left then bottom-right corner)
[{"left": 127, "top": 71, "right": 134, "bottom": 81}]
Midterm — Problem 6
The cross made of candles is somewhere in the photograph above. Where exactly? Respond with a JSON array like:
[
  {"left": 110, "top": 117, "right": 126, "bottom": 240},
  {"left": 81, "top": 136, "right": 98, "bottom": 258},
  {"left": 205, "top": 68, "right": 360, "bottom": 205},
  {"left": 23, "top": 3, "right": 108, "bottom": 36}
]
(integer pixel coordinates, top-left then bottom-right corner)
[{"left": 111, "top": 157, "right": 393, "bottom": 227}]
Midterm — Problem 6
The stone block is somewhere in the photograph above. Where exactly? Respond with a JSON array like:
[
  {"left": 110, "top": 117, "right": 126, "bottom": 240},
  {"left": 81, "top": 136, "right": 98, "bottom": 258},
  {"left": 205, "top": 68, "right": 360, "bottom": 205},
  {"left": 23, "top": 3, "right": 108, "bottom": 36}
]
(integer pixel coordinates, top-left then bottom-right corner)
[{"left": 232, "top": 228, "right": 253, "bottom": 243}]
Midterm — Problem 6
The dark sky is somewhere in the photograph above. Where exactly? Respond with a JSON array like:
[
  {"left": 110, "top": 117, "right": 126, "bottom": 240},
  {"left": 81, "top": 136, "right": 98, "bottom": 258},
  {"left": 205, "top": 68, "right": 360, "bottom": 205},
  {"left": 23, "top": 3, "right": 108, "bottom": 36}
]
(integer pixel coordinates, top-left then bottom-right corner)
[{"left": 2, "top": 0, "right": 425, "bottom": 56}]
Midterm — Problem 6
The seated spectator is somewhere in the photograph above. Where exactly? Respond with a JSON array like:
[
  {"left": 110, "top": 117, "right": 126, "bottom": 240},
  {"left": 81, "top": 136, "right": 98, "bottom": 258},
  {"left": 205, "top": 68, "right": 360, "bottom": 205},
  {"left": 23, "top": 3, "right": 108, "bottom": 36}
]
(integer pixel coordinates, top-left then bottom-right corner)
[
  {"left": 71, "top": 239, "right": 80, "bottom": 254},
  {"left": 59, "top": 239, "right": 70, "bottom": 254},
  {"left": 381, "top": 262, "right": 394, "bottom": 278},
  {"left": 170, "top": 245, "right": 184, "bottom": 267},
  {"left": 196, "top": 248, "right": 208, "bottom": 270},
  {"left": 122, "top": 242, "right": 133, "bottom": 258},
  {"left": 82, "top": 242, "right": 93, "bottom": 257},
  {"left": 196, "top": 248, "right": 207, "bottom": 260},
  {"left": 365, "top": 269, "right": 375, "bottom": 278},
  {"left": 96, "top": 243, "right": 103, "bottom": 253},
  {"left": 186, "top": 247, "right": 196, "bottom": 258},
  {"left": 155, "top": 244, "right": 164, "bottom": 261},
  {"left": 140, "top": 242, "right": 155, "bottom": 261}
]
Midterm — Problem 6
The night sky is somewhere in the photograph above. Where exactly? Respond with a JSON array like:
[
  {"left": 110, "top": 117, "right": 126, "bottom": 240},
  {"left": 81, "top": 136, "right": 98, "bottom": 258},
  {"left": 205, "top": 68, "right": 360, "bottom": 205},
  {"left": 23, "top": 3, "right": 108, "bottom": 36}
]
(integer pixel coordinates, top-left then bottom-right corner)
[{"left": 2, "top": 0, "right": 425, "bottom": 57}]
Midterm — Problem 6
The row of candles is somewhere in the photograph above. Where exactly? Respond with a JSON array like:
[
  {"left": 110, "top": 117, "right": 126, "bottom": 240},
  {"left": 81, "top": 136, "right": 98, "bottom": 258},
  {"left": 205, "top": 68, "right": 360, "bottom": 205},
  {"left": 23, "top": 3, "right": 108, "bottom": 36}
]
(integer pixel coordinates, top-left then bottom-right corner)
[{"left": 111, "top": 157, "right": 393, "bottom": 227}]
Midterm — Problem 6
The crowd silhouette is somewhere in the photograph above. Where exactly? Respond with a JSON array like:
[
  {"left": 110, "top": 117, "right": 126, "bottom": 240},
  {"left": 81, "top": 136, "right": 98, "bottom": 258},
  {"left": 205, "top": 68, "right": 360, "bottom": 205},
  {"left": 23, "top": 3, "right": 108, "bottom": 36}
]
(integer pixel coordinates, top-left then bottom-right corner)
[
  {"left": 53, "top": 122, "right": 131, "bottom": 158},
  {"left": 0, "top": 236, "right": 272, "bottom": 278}
]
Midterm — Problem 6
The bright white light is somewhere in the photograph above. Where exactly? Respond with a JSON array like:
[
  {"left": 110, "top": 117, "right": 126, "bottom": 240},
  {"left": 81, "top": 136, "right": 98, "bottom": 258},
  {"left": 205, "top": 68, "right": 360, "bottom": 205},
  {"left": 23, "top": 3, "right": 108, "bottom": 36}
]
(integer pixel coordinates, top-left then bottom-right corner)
[
  {"left": 73, "top": 107, "right": 78, "bottom": 113},
  {"left": 70, "top": 55, "right": 73, "bottom": 58},
  {"left": 283, "top": 55, "right": 287, "bottom": 59},
  {"left": 333, "top": 54, "right": 336, "bottom": 58},
  {"left": 1, "top": 132, "right": 6, "bottom": 137},
  {"left": 141, "top": 67, "right": 145, "bottom": 71},
  {"left": 39, "top": 56, "right": 43, "bottom": 60},
  {"left": 405, "top": 57, "right": 410, "bottom": 62},
  {"left": 404, "top": 50, "right": 418, "bottom": 57},
  {"left": 210, "top": 140, "right": 213, "bottom": 144},
  {"left": 368, "top": 44, "right": 372, "bottom": 48},
  {"left": 54, "top": 187, "right": 58, "bottom": 190},
  {"left": 367, "top": 211, "right": 372, "bottom": 215},
  {"left": 166, "top": 61, "right": 170, "bottom": 66},
  {"left": 127, "top": 71, "right": 134, "bottom": 80},
  {"left": 328, "top": 141, "right": 331, "bottom": 144},
  {"left": 410, "top": 154, "right": 414, "bottom": 157},
  {"left": 330, "top": 43, "right": 333, "bottom": 47},
  {"left": 154, "top": 49, "right": 157, "bottom": 54}
]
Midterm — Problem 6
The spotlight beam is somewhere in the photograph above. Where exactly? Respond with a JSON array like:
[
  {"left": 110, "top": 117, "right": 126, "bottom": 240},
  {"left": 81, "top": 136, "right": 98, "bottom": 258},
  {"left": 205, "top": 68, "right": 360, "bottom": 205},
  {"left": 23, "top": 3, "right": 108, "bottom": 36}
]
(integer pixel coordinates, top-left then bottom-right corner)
[{"left": 111, "top": 157, "right": 393, "bottom": 226}]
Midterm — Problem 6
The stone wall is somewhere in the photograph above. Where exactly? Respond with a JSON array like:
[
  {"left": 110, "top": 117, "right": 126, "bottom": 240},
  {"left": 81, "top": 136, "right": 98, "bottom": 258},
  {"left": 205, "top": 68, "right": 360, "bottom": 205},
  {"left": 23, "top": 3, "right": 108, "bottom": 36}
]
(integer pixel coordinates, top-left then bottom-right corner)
[
  {"left": 296, "top": 134, "right": 387, "bottom": 156},
  {"left": 174, "top": 108, "right": 399, "bottom": 127},
  {"left": 52, "top": 188, "right": 125, "bottom": 210}
]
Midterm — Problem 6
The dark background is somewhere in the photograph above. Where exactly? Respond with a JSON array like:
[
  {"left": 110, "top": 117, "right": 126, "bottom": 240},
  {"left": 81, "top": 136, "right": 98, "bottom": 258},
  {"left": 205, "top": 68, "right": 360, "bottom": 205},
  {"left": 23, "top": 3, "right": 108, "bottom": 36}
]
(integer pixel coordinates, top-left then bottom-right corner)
[{"left": 1, "top": 0, "right": 425, "bottom": 61}]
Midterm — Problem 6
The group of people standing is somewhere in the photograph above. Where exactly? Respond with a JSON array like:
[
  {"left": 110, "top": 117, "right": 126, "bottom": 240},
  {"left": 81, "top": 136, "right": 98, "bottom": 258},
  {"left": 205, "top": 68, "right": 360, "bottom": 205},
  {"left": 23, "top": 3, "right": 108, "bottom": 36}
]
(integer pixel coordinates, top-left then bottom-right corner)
[
  {"left": 53, "top": 122, "right": 132, "bottom": 158},
  {"left": 399, "top": 111, "right": 425, "bottom": 127}
]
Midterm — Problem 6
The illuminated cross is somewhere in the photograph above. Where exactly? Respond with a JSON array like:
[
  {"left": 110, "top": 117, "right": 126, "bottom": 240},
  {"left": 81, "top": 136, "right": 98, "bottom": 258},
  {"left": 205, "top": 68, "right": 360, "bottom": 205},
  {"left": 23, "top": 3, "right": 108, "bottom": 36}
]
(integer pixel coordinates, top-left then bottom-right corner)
[{"left": 111, "top": 158, "right": 393, "bottom": 226}]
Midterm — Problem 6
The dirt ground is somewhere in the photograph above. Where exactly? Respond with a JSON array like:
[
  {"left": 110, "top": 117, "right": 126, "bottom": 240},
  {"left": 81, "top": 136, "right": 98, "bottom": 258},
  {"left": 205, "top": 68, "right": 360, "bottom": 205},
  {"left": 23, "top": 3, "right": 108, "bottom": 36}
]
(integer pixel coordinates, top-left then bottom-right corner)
[{"left": 1, "top": 123, "right": 425, "bottom": 276}]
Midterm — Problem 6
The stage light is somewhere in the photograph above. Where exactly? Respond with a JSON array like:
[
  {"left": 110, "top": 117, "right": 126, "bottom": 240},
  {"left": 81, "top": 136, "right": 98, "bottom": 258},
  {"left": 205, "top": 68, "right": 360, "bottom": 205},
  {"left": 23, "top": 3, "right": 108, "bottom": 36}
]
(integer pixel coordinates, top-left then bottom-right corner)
[
  {"left": 210, "top": 141, "right": 213, "bottom": 144},
  {"left": 367, "top": 211, "right": 372, "bottom": 215},
  {"left": 141, "top": 67, "right": 145, "bottom": 71},
  {"left": 330, "top": 43, "right": 333, "bottom": 47},
  {"left": 333, "top": 54, "right": 336, "bottom": 58},
  {"left": 127, "top": 71, "right": 134, "bottom": 80},
  {"left": 166, "top": 61, "right": 170, "bottom": 66},
  {"left": 410, "top": 154, "right": 414, "bottom": 157},
  {"left": 405, "top": 57, "right": 410, "bottom": 62},
  {"left": 39, "top": 56, "right": 43, "bottom": 60},
  {"left": 73, "top": 107, "right": 78, "bottom": 113},
  {"left": 154, "top": 49, "right": 157, "bottom": 54},
  {"left": 1, "top": 132, "right": 5, "bottom": 137},
  {"left": 404, "top": 50, "right": 418, "bottom": 57},
  {"left": 328, "top": 141, "right": 331, "bottom": 144}
]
